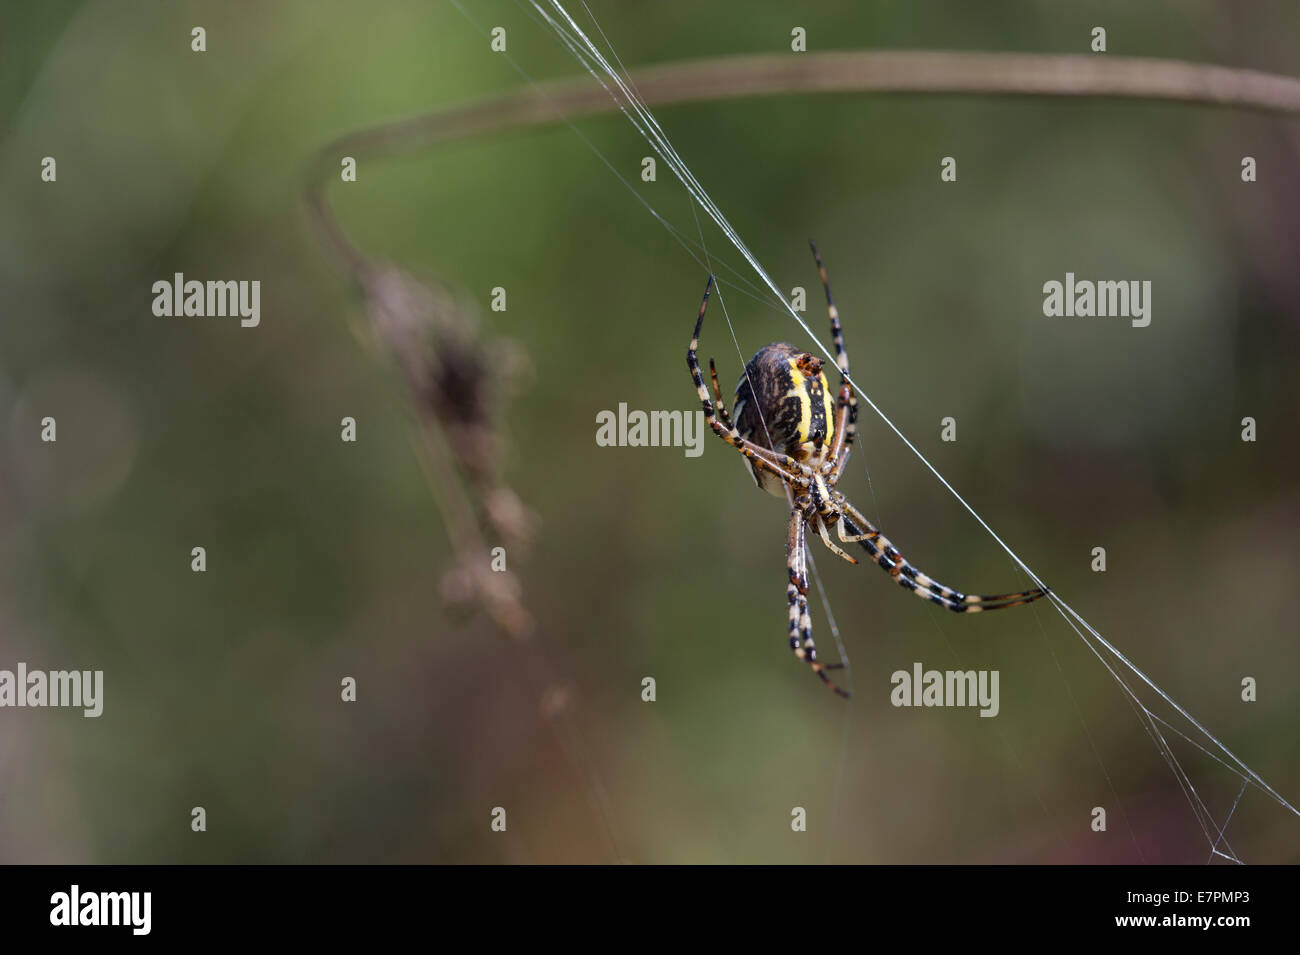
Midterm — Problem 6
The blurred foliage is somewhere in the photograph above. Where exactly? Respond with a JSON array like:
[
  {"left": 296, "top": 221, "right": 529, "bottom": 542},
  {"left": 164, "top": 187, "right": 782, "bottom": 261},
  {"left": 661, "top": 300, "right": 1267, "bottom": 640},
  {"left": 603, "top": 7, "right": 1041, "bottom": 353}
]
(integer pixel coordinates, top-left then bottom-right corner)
[{"left": 1, "top": 0, "right": 1298, "bottom": 863}]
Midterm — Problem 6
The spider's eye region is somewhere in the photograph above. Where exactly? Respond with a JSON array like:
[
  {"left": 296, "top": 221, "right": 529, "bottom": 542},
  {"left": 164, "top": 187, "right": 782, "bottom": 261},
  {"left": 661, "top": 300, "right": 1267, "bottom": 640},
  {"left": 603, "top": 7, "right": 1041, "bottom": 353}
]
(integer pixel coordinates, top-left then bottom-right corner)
[{"left": 794, "top": 353, "right": 824, "bottom": 377}]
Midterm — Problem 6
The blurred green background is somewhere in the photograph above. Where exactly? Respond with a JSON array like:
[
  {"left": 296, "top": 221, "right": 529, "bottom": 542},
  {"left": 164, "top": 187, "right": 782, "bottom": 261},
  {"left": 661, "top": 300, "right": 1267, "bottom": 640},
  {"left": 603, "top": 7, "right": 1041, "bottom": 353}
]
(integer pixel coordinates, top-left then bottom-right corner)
[{"left": 2, "top": 0, "right": 1298, "bottom": 863}]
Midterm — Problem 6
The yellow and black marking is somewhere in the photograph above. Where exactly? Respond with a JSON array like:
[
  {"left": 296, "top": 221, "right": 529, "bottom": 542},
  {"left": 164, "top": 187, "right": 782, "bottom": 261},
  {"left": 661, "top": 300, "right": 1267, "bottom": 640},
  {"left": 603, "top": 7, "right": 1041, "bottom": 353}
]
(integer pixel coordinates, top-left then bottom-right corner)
[{"left": 733, "top": 343, "right": 836, "bottom": 477}]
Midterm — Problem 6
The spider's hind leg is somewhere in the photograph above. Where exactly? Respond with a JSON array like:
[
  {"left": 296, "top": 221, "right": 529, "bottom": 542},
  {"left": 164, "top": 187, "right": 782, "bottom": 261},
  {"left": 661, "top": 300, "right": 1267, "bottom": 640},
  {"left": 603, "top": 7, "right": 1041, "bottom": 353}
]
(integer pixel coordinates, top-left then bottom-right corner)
[
  {"left": 838, "top": 501, "right": 1049, "bottom": 612},
  {"left": 809, "top": 241, "right": 859, "bottom": 483},
  {"left": 708, "top": 358, "right": 733, "bottom": 429}
]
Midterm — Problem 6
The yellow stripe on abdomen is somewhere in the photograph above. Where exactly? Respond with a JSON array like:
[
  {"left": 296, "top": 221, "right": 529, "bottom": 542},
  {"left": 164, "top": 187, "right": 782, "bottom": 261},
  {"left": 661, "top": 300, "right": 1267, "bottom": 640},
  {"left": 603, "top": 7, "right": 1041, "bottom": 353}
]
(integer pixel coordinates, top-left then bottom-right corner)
[
  {"left": 822, "top": 372, "right": 835, "bottom": 447},
  {"left": 785, "top": 358, "right": 812, "bottom": 445}
]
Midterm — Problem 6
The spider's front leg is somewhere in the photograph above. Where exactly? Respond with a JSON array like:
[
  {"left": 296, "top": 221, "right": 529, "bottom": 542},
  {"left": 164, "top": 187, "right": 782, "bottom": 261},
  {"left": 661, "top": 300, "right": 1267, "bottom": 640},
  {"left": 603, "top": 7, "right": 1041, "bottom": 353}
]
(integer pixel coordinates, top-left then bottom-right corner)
[{"left": 787, "top": 506, "right": 849, "bottom": 698}]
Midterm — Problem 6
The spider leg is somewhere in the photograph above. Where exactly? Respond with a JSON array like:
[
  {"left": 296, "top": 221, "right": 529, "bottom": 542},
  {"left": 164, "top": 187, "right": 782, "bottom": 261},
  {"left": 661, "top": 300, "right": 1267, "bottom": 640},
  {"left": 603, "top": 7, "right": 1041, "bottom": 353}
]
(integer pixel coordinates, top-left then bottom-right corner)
[
  {"left": 707, "top": 358, "right": 734, "bottom": 430},
  {"left": 810, "top": 241, "right": 858, "bottom": 484},
  {"left": 838, "top": 500, "right": 1049, "bottom": 613},
  {"left": 787, "top": 508, "right": 850, "bottom": 698},
  {"left": 688, "top": 276, "right": 812, "bottom": 488}
]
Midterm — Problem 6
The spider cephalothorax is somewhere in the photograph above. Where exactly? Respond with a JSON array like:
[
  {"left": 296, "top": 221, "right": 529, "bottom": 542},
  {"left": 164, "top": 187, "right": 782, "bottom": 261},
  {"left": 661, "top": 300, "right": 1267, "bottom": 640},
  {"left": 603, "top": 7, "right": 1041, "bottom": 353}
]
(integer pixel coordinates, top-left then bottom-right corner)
[{"left": 687, "top": 242, "right": 1048, "bottom": 698}]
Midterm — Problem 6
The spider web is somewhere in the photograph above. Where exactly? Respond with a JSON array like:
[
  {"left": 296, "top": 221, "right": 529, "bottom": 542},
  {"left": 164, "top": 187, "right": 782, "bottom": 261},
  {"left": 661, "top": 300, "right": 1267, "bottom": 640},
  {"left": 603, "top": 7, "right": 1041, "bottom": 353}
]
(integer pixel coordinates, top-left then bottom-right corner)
[{"left": 452, "top": 0, "right": 1300, "bottom": 862}]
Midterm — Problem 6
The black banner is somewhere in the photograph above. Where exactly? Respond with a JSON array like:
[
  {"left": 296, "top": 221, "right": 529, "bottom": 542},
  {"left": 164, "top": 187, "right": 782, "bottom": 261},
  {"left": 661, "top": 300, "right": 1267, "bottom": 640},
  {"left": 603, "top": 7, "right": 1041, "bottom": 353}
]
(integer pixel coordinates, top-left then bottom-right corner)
[{"left": 0, "top": 864, "right": 1285, "bottom": 941}]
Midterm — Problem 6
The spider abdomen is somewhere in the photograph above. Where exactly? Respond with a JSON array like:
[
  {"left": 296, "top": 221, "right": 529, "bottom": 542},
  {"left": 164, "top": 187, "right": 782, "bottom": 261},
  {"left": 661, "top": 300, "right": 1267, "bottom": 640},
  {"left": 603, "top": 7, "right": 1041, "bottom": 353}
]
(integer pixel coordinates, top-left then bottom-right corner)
[{"left": 732, "top": 343, "right": 835, "bottom": 490}]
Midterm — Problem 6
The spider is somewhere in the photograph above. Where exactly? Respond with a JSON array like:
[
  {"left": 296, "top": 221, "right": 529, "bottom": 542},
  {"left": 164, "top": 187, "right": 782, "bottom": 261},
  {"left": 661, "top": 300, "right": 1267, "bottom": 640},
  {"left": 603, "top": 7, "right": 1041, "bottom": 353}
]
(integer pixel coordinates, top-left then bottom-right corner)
[{"left": 686, "top": 242, "right": 1049, "bottom": 698}]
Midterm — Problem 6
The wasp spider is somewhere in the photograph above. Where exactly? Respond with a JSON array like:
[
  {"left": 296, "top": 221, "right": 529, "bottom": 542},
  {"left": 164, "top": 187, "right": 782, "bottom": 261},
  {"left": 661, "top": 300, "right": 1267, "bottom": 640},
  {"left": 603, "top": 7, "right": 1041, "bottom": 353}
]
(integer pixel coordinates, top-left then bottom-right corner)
[{"left": 686, "top": 243, "right": 1048, "bottom": 698}]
